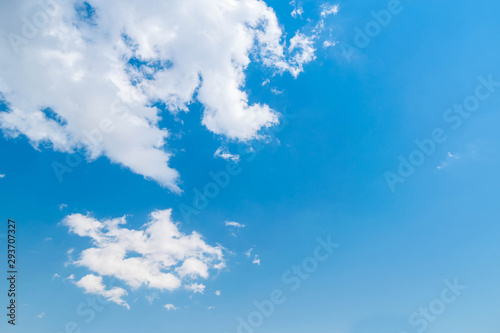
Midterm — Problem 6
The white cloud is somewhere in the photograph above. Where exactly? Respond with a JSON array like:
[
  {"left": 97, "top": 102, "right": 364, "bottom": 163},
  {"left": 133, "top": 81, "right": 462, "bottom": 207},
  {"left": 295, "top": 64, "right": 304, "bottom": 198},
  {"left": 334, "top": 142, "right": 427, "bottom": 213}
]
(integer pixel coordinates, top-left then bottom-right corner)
[
  {"left": 0, "top": 0, "right": 318, "bottom": 192},
  {"left": 214, "top": 147, "right": 240, "bottom": 162},
  {"left": 320, "top": 3, "right": 339, "bottom": 17},
  {"left": 164, "top": 304, "right": 177, "bottom": 311},
  {"left": 215, "top": 290, "right": 221, "bottom": 296},
  {"left": 64, "top": 209, "right": 224, "bottom": 307},
  {"left": 291, "top": 7, "right": 304, "bottom": 19},
  {"left": 288, "top": 33, "right": 316, "bottom": 77},
  {"left": 437, "top": 152, "right": 460, "bottom": 170},
  {"left": 37, "top": 312, "right": 45, "bottom": 319},
  {"left": 186, "top": 283, "right": 206, "bottom": 294},
  {"left": 176, "top": 257, "right": 209, "bottom": 279},
  {"left": 437, "top": 145, "right": 481, "bottom": 170},
  {"left": 65, "top": 274, "right": 75, "bottom": 281},
  {"left": 75, "top": 274, "right": 130, "bottom": 309},
  {"left": 146, "top": 292, "right": 159, "bottom": 304},
  {"left": 51, "top": 273, "right": 60, "bottom": 281},
  {"left": 270, "top": 87, "right": 283, "bottom": 95},
  {"left": 0, "top": 174, "right": 5, "bottom": 178},
  {"left": 290, "top": 0, "right": 304, "bottom": 19},
  {"left": 225, "top": 221, "right": 245, "bottom": 228},
  {"left": 244, "top": 247, "right": 261, "bottom": 264},
  {"left": 207, "top": 306, "right": 215, "bottom": 310},
  {"left": 58, "top": 203, "right": 67, "bottom": 211},
  {"left": 323, "top": 40, "right": 337, "bottom": 48}
]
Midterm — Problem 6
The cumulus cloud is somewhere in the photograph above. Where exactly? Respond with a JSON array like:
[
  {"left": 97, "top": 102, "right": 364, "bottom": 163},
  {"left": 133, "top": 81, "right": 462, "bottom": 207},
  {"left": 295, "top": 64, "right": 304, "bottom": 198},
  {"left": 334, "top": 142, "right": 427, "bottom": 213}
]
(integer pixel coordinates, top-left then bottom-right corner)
[
  {"left": 64, "top": 209, "right": 224, "bottom": 307},
  {"left": 0, "top": 0, "right": 318, "bottom": 192},
  {"left": 75, "top": 274, "right": 130, "bottom": 309},
  {"left": 320, "top": 3, "right": 339, "bottom": 17},
  {"left": 186, "top": 283, "right": 206, "bottom": 294}
]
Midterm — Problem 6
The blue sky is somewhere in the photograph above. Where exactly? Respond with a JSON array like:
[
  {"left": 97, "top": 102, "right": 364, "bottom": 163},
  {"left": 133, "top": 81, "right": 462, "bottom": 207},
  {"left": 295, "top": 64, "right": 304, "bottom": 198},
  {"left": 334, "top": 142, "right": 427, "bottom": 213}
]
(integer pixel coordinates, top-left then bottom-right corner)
[{"left": 1, "top": 0, "right": 500, "bottom": 332}]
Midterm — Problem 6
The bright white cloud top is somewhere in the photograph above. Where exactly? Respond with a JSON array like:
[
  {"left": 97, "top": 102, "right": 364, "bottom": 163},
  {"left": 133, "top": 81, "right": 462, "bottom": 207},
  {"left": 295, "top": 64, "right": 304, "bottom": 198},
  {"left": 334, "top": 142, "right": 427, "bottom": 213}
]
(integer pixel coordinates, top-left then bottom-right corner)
[
  {"left": 0, "top": 0, "right": 319, "bottom": 192},
  {"left": 63, "top": 209, "right": 224, "bottom": 308}
]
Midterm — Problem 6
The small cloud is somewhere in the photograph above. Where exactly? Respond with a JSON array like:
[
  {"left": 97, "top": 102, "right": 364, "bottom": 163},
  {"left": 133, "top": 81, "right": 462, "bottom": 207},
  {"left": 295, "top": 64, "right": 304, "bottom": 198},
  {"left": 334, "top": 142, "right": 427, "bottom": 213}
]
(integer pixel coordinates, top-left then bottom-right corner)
[
  {"left": 214, "top": 147, "right": 240, "bottom": 162},
  {"left": 291, "top": 7, "right": 304, "bottom": 19},
  {"left": 207, "top": 306, "right": 215, "bottom": 310},
  {"left": 262, "top": 78, "right": 270, "bottom": 86},
  {"left": 321, "top": 3, "right": 339, "bottom": 17},
  {"left": 52, "top": 273, "right": 61, "bottom": 281},
  {"left": 75, "top": 274, "right": 130, "bottom": 309},
  {"left": 59, "top": 204, "right": 68, "bottom": 211},
  {"left": 323, "top": 40, "right": 337, "bottom": 48},
  {"left": 437, "top": 149, "right": 472, "bottom": 170},
  {"left": 290, "top": 0, "right": 304, "bottom": 19},
  {"left": 270, "top": 87, "right": 283, "bottom": 95},
  {"left": 252, "top": 255, "right": 261, "bottom": 265},
  {"left": 64, "top": 248, "right": 75, "bottom": 267},
  {"left": 215, "top": 290, "right": 221, "bottom": 296},
  {"left": 225, "top": 221, "right": 245, "bottom": 228},
  {"left": 245, "top": 248, "right": 253, "bottom": 257},
  {"left": 164, "top": 304, "right": 177, "bottom": 311},
  {"left": 0, "top": 174, "right": 5, "bottom": 178},
  {"left": 44, "top": 237, "right": 53, "bottom": 242},
  {"left": 186, "top": 283, "right": 205, "bottom": 294},
  {"left": 65, "top": 274, "right": 75, "bottom": 281},
  {"left": 146, "top": 292, "right": 160, "bottom": 304},
  {"left": 37, "top": 312, "right": 45, "bottom": 319}
]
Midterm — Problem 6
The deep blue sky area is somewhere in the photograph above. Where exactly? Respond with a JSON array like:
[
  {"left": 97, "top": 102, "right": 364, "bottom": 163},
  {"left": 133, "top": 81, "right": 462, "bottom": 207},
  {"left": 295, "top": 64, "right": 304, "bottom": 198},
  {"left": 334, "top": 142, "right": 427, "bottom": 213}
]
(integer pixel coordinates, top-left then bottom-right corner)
[{"left": 1, "top": 0, "right": 500, "bottom": 332}]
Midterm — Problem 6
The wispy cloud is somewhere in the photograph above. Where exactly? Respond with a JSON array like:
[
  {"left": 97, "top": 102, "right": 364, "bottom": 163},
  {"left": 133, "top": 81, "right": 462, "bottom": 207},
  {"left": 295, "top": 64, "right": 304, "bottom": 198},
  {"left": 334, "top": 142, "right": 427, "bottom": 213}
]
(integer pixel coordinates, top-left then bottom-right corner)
[
  {"left": 290, "top": 0, "right": 304, "bottom": 19},
  {"left": 214, "top": 147, "right": 240, "bottom": 162},
  {"left": 225, "top": 221, "right": 245, "bottom": 228},
  {"left": 146, "top": 292, "right": 160, "bottom": 305},
  {"left": 437, "top": 144, "right": 482, "bottom": 170}
]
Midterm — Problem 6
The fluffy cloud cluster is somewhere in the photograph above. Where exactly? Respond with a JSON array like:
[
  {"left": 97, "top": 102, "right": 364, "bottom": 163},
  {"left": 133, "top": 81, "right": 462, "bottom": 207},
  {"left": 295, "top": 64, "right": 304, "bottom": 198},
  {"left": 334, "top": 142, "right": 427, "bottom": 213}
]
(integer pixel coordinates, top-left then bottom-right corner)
[
  {"left": 0, "top": 0, "right": 318, "bottom": 191},
  {"left": 75, "top": 274, "right": 130, "bottom": 309},
  {"left": 64, "top": 209, "right": 224, "bottom": 308}
]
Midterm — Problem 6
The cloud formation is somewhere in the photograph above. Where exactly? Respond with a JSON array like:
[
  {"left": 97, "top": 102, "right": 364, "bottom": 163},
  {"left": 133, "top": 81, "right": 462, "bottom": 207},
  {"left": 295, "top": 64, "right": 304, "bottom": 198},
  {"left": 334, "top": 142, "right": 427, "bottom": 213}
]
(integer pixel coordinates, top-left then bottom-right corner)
[
  {"left": 0, "top": 0, "right": 318, "bottom": 191},
  {"left": 225, "top": 221, "right": 245, "bottom": 228},
  {"left": 64, "top": 209, "right": 224, "bottom": 307}
]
